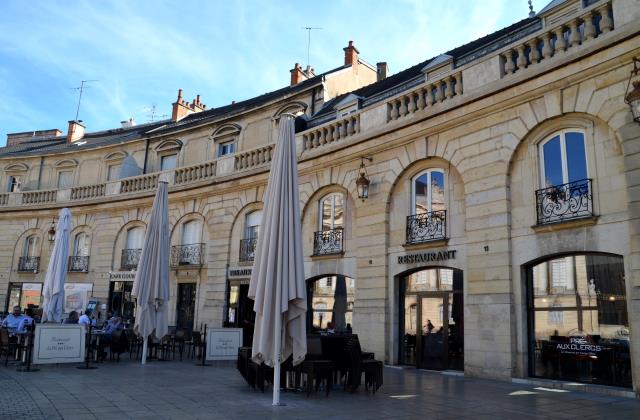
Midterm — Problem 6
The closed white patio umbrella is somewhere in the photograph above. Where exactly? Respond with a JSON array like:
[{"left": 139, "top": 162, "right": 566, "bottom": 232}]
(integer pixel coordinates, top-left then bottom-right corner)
[
  {"left": 42, "top": 208, "right": 72, "bottom": 323},
  {"left": 132, "top": 179, "right": 170, "bottom": 364},
  {"left": 249, "top": 114, "right": 307, "bottom": 405}
]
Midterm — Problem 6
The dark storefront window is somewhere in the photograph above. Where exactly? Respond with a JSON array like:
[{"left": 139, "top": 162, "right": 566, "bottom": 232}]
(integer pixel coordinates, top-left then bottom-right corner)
[
  {"left": 306, "top": 275, "right": 355, "bottom": 334},
  {"left": 108, "top": 281, "right": 135, "bottom": 326},
  {"left": 528, "top": 254, "right": 631, "bottom": 388}
]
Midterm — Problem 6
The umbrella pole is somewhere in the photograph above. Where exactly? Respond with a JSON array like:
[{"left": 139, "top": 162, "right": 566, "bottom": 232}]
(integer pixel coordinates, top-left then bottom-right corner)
[
  {"left": 142, "top": 337, "right": 148, "bottom": 365},
  {"left": 272, "top": 312, "right": 282, "bottom": 406}
]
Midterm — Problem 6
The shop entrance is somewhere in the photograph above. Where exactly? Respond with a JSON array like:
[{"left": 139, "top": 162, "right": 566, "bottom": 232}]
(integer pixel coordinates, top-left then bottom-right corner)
[
  {"left": 176, "top": 283, "right": 196, "bottom": 331},
  {"left": 226, "top": 281, "right": 255, "bottom": 346},
  {"left": 399, "top": 267, "right": 463, "bottom": 370}
]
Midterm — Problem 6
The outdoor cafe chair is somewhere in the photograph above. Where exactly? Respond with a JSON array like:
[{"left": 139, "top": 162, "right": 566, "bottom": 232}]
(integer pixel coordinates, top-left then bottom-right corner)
[
  {"left": 189, "top": 331, "right": 204, "bottom": 359},
  {"left": 0, "top": 328, "right": 17, "bottom": 366},
  {"left": 302, "top": 335, "right": 334, "bottom": 397},
  {"left": 345, "top": 336, "right": 383, "bottom": 393}
]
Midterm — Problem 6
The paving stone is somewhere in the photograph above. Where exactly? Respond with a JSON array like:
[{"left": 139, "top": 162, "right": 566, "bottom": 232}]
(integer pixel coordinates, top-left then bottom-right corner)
[{"left": 2, "top": 360, "right": 640, "bottom": 419}]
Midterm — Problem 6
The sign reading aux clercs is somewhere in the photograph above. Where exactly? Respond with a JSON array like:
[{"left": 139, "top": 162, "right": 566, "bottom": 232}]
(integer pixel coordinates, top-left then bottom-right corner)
[{"left": 398, "top": 249, "right": 457, "bottom": 265}]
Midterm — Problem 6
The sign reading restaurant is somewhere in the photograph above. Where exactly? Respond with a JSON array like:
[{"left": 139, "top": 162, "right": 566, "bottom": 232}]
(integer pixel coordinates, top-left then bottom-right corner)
[{"left": 398, "top": 249, "right": 457, "bottom": 265}]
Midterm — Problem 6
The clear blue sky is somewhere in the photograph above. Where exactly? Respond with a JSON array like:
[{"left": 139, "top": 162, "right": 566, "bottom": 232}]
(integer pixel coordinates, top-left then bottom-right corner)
[{"left": 0, "top": 0, "right": 540, "bottom": 145}]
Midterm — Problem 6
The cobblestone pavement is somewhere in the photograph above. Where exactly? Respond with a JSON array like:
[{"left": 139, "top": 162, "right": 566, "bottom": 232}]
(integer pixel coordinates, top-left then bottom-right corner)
[{"left": 1, "top": 359, "right": 639, "bottom": 420}]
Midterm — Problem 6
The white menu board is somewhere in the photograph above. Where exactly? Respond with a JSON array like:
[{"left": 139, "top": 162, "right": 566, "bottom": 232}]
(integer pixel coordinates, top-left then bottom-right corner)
[
  {"left": 33, "top": 324, "right": 86, "bottom": 364},
  {"left": 206, "top": 328, "right": 243, "bottom": 361}
]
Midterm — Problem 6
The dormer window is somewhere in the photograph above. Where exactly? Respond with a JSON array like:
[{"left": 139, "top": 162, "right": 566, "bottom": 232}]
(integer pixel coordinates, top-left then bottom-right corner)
[
  {"left": 155, "top": 140, "right": 182, "bottom": 172},
  {"left": 160, "top": 154, "right": 177, "bottom": 171},
  {"left": 211, "top": 124, "right": 241, "bottom": 158},
  {"left": 7, "top": 176, "right": 21, "bottom": 192},
  {"left": 218, "top": 141, "right": 236, "bottom": 157}
]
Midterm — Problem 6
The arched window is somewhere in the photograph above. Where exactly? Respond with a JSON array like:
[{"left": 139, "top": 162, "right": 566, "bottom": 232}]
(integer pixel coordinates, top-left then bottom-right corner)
[
  {"left": 181, "top": 220, "right": 201, "bottom": 245},
  {"left": 23, "top": 235, "right": 39, "bottom": 257},
  {"left": 244, "top": 210, "right": 262, "bottom": 239},
  {"left": 319, "top": 193, "right": 344, "bottom": 231},
  {"left": 125, "top": 227, "right": 144, "bottom": 250},
  {"left": 539, "top": 130, "right": 588, "bottom": 188},
  {"left": 73, "top": 232, "right": 89, "bottom": 256},
  {"left": 411, "top": 169, "right": 445, "bottom": 215},
  {"left": 121, "top": 226, "right": 144, "bottom": 270},
  {"left": 18, "top": 235, "right": 40, "bottom": 272},
  {"left": 212, "top": 124, "right": 241, "bottom": 158}
]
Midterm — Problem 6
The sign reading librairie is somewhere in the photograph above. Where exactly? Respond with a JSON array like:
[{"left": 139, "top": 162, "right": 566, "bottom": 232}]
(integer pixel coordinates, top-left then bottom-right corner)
[
  {"left": 33, "top": 324, "right": 86, "bottom": 364},
  {"left": 206, "top": 328, "right": 243, "bottom": 360}
]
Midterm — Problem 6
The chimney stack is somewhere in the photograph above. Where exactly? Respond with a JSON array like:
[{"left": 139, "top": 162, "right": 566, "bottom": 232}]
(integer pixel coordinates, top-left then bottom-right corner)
[
  {"left": 343, "top": 40, "right": 359, "bottom": 67},
  {"left": 290, "top": 63, "right": 307, "bottom": 86},
  {"left": 376, "top": 62, "right": 389, "bottom": 81},
  {"left": 67, "top": 120, "right": 85, "bottom": 143},
  {"left": 171, "top": 89, "right": 206, "bottom": 122}
]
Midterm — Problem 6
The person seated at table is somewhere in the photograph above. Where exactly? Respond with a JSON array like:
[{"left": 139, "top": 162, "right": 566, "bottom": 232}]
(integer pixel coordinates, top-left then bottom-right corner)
[
  {"left": 104, "top": 316, "right": 124, "bottom": 339},
  {"left": 1, "top": 306, "right": 25, "bottom": 331},
  {"left": 17, "top": 308, "right": 34, "bottom": 333},
  {"left": 64, "top": 311, "right": 79, "bottom": 324},
  {"left": 326, "top": 322, "right": 336, "bottom": 334},
  {"left": 78, "top": 310, "right": 92, "bottom": 326}
]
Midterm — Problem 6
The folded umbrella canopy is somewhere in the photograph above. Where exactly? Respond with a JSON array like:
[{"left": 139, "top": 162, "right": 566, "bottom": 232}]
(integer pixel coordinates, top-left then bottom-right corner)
[
  {"left": 249, "top": 114, "right": 307, "bottom": 405},
  {"left": 42, "top": 208, "right": 72, "bottom": 323},
  {"left": 132, "top": 180, "right": 170, "bottom": 364}
]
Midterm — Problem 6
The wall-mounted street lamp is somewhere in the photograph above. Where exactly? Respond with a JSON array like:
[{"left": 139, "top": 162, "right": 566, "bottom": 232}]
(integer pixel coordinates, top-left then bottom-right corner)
[
  {"left": 47, "top": 219, "right": 56, "bottom": 242},
  {"left": 624, "top": 57, "right": 640, "bottom": 124},
  {"left": 356, "top": 157, "right": 373, "bottom": 201}
]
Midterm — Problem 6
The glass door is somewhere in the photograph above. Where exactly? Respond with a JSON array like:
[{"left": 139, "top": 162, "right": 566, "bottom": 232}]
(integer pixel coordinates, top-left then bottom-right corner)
[
  {"left": 176, "top": 283, "right": 196, "bottom": 331},
  {"left": 418, "top": 294, "right": 448, "bottom": 370}
]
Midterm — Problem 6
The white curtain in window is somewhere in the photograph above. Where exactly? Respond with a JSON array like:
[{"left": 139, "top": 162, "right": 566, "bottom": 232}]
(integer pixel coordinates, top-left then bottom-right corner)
[
  {"left": 126, "top": 227, "right": 144, "bottom": 249},
  {"left": 245, "top": 210, "right": 262, "bottom": 239},
  {"left": 74, "top": 233, "right": 89, "bottom": 256},
  {"left": 181, "top": 220, "right": 201, "bottom": 244},
  {"left": 23, "top": 236, "right": 38, "bottom": 257},
  {"left": 58, "top": 171, "right": 73, "bottom": 188}
]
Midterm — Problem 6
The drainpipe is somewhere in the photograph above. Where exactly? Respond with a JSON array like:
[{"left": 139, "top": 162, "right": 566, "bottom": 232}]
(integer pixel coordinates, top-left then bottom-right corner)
[
  {"left": 142, "top": 138, "right": 150, "bottom": 174},
  {"left": 36, "top": 156, "right": 44, "bottom": 189}
]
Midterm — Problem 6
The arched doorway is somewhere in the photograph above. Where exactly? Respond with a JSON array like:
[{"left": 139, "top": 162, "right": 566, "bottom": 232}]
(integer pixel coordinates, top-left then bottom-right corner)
[{"left": 399, "top": 267, "right": 463, "bottom": 370}]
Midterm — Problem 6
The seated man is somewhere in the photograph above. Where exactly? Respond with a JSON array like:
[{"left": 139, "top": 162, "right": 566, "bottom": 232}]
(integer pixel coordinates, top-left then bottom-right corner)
[
  {"left": 104, "top": 316, "right": 124, "bottom": 339},
  {"left": 16, "top": 308, "right": 34, "bottom": 333},
  {"left": 64, "top": 311, "right": 79, "bottom": 324},
  {"left": 1, "top": 306, "right": 25, "bottom": 331},
  {"left": 78, "top": 310, "right": 92, "bottom": 326}
]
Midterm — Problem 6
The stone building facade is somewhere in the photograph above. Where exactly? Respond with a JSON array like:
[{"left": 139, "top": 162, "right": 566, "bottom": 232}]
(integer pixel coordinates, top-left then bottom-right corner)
[{"left": 1, "top": 0, "right": 639, "bottom": 394}]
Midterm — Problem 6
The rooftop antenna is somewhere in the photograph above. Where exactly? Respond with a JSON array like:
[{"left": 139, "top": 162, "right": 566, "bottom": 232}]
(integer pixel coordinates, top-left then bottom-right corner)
[
  {"left": 302, "top": 27, "right": 322, "bottom": 68},
  {"left": 70, "top": 79, "right": 98, "bottom": 122},
  {"left": 143, "top": 105, "right": 168, "bottom": 122},
  {"left": 528, "top": 0, "right": 535, "bottom": 17}
]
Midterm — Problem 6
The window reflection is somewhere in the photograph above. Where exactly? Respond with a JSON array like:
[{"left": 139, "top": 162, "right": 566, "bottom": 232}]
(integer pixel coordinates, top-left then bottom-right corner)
[
  {"left": 307, "top": 275, "right": 354, "bottom": 333},
  {"left": 529, "top": 254, "right": 631, "bottom": 388}
]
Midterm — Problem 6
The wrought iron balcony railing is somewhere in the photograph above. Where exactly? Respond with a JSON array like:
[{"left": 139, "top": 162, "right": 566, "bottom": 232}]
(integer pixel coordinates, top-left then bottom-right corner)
[
  {"left": 120, "top": 248, "right": 142, "bottom": 270},
  {"left": 171, "top": 243, "right": 204, "bottom": 267},
  {"left": 239, "top": 237, "right": 257, "bottom": 262},
  {"left": 406, "top": 210, "right": 447, "bottom": 244},
  {"left": 68, "top": 256, "right": 90, "bottom": 272},
  {"left": 18, "top": 256, "right": 39, "bottom": 273},
  {"left": 313, "top": 228, "right": 344, "bottom": 256},
  {"left": 535, "top": 179, "right": 593, "bottom": 225}
]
